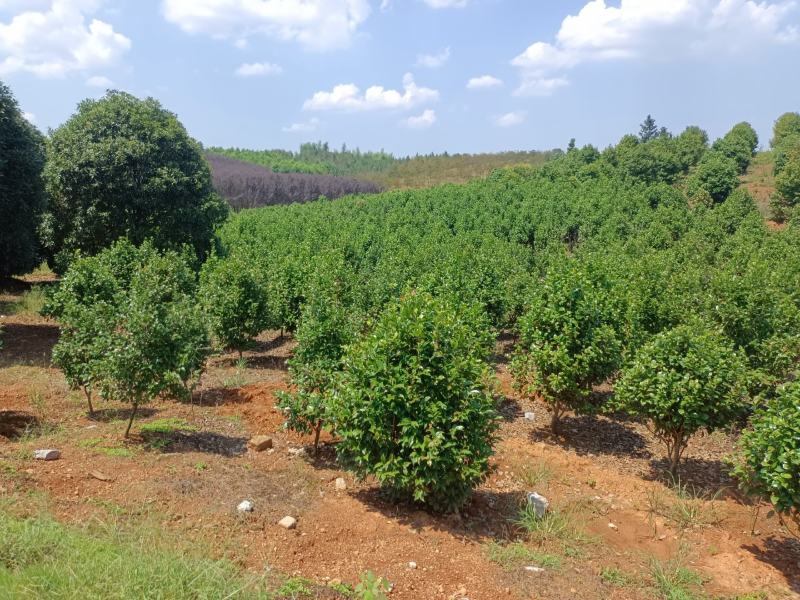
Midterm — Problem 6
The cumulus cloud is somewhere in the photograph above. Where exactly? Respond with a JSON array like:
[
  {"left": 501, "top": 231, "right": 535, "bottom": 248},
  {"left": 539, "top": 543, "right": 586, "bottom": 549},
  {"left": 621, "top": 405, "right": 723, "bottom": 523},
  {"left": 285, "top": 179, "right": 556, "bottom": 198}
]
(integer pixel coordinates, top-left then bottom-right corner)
[
  {"left": 235, "top": 61, "right": 282, "bottom": 76},
  {"left": 416, "top": 46, "right": 450, "bottom": 68},
  {"left": 403, "top": 108, "right": 436, "bottom": 128},
  {"left": 512, "top": 0, "right": 799, "bottom": 96},
  {"left": 466, "top": 74, "right": 503, "bottom": 89},
  {"left": 86, "top": 74, "right": 113, "bottom": 87},
  {"left": 303, "top": 73, "right": 439, "bottom": 111},
  {"left": 283, "top": 117, "right": 320, "bottom": 132},
  {"left": 494, "top": 111, "right": 526, "bottom": 127},
  {"left": 161, "top": 0, "right": 372, "bottom": 51},
  {"left": 0, "top": 0, "right": 131, "bottom": 78}
]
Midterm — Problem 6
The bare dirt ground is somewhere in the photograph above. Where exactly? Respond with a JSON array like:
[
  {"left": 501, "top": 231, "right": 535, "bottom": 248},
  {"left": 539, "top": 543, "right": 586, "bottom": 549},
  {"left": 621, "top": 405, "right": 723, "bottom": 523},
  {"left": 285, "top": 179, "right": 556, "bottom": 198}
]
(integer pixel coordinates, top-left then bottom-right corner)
[{"left": 1, "top": 277, "right": 799, "bottom": 599}]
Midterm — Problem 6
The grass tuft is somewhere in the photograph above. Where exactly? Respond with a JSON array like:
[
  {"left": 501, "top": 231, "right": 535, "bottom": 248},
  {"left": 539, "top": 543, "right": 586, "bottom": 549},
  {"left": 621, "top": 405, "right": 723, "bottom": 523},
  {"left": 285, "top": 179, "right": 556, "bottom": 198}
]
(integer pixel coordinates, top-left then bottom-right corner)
[{"left": 486, "top": 541, "right": 562, "bottom": 571}]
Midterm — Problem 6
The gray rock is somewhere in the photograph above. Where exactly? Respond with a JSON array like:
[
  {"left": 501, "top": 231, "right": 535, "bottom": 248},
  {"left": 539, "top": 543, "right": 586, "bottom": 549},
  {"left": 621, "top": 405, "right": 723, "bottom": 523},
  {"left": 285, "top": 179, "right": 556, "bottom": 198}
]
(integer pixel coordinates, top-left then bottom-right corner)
[
  {"left": 33, "top": 449, "right": 60, "bottom": 461},
  {"left": 526, "top": 491, "right": 549, "bottom": 519},
  {"left": 237, "top": 500, "right": 254, "bottom": 513},
  {"left": 278, "top": 515, "right": 297, "bottom": 529},
  {"left": 524, "top": 412, "right": 535, "bottom": 421}
]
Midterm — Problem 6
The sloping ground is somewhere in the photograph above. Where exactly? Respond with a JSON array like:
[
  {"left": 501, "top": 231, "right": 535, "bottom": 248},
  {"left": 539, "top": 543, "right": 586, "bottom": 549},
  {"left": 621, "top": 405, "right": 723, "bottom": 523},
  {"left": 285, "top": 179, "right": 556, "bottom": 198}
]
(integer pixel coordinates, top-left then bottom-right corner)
[
  {"left": 741, "top": 152, "right": 778, "bottom": 222},
  {"left": 1, "top": 287, "right": 798, "bottom": 600}
]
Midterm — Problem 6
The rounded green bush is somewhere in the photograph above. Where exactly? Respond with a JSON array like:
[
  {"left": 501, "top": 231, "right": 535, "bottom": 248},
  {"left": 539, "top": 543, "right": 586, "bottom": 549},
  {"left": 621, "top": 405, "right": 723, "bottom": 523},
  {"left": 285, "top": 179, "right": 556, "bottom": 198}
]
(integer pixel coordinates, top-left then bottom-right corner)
[
  {"left": 614, "top": 325, "right": 747, "bottom": 477},
  {"left": 331, "top": 291, "right": 499, "bottom": 512},
  {"left": 686, "top": 151, "right": 740, "bottom": 204},
  {"left": 734, "top": 382, "right": 800, "bottom": 526}
]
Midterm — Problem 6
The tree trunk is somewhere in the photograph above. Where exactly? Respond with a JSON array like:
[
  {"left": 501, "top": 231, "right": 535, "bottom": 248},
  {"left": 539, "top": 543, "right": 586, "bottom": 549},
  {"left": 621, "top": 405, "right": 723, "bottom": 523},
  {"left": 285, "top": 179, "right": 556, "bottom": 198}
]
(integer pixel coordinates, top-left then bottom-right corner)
[
  {"left": 313, "top": 420, "right": 323, "bottom": 455},
  {"left": 124, "top": 402, "right": 139, "bottom": 438},
  {"left": 667, "top": 431, "right": 685, "bottom": 480},
  {"left": 550, "top": 402, "right": 564, "bottom": 434},
  {"left": 83, "top": 387, "right": 94, "bottom": 416}
]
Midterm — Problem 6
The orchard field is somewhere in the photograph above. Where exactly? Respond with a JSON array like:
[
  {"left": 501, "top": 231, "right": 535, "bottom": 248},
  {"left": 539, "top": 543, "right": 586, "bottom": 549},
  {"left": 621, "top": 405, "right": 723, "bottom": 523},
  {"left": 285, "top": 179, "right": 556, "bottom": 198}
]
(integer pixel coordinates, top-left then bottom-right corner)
[{"left": 2, "top": 84, "right": 800, "bottom": 599}]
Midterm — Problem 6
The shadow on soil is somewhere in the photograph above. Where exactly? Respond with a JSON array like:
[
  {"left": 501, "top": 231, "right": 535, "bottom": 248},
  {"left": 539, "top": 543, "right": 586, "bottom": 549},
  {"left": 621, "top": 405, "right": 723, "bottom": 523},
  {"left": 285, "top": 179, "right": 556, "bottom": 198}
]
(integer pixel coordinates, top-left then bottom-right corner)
[
  {"left": 88, "top": 407, "right": 159, "bottom": 423},
  {"left": 140, "top": 430, "right": 248, "bottom": 457},
  {"left": 0, "top": 322, "right": 59, "bottom": 368},
  {"left": 194, "top": 387, "right": 253, "bottom": 407},
  {"left": 497, "top": 397, "right": 522, "bottom": 423},
  {"left": 644, "top": 457, "right": 737, "bottom": 498},
  {"left": 743, "top": 536, "right": 800, "bottom": 593},
  {"left": 352, "top": 486, "right": 525, "bottom": 544},
  {"left": 531, "top": 413, "right": 652, "bottom": 460},
  {"left": 0, "top": 410, "right": 40, "bottom": 439}
]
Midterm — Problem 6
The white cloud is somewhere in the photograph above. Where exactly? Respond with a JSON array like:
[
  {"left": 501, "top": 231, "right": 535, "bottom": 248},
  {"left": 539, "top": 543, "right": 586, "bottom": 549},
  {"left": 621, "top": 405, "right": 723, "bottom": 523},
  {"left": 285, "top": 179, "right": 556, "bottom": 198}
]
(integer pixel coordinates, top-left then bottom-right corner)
[
  {"left": 161, "top": 0, "right": 372, "bottom": 51},
  {"left": 0, "top": 0, "right": 131, "bottom": 78},
  {"left": 466, "top": 74, "right": 502, "bottom": 89},
  {"left": 22, "top": 111, "right": 36, "bottom": 124},
  {"left": 494, "top": 111, "right": 527, "bottom": 127},
  {"left": 235, "top": 61, "right": 282, "bottom": 76},
  {"left": 303, "top": 73, "right": 439, "bottom": 111},
  {"left": 404, "top": 108, "right": 436, "bottom": 129},
  {"left": 283, "top": 117, "right": 320, "bottom": 132},
  {"left": 423, "top": 0, "right": 468, "bottom": 7},
  {"left": 86, "top": 74, "right": 113, "bottom": 87},
  {"left": 416, "top": 46, "right": 450, "bottom": 68},
  {"left": 512, "top": 0, "right": 799, "bottom": 96}
]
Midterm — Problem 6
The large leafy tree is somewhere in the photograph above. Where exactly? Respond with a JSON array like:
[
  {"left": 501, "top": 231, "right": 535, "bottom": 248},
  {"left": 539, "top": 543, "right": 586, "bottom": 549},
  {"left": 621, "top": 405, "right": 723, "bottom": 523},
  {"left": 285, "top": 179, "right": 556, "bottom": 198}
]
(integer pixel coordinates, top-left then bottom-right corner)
[
  {"left": 712, "top": 122, "right": 759, "bottom": 174},
  {"left": 613, "top": 325, "right": 747, "bottom": 477},
  {"left": 41, "top": 91, "right": 228, "bottom": 273},
  {"left": 771, "top": 112, "right": 800, "bottom": 149},
  {"left": 0, "top": 81, "right": 46, "bottom": 278},
  {"left": 331, "top": 291, "right": 499, "bottom": 512}
]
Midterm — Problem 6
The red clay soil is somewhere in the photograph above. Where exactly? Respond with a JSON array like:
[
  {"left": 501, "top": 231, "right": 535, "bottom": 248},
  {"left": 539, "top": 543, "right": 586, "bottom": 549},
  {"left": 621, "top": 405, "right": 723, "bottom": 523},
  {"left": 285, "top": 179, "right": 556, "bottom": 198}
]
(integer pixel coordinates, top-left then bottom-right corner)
[{"left": 1, "top": 315, "right": 799, "bottom": 598}]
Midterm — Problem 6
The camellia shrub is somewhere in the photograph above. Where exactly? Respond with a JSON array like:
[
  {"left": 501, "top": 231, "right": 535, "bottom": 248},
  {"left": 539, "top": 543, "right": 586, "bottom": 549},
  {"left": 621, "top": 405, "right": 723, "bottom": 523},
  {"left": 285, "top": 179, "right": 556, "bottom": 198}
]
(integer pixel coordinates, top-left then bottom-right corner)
[
  {"left": 278, "top": 277, "right": 361, "bottom": 452},
  {"left": 330, "top": 291, "right": 499, "bottom": 512},
  {"left": 47, "top": 240, "right": 209, "bottom": 434},
  {"left": 199, "top": 255, "right": 270, "bottom": 358},
  {"left": 41, "top": 91, "right": 228, "bottom": 273},
  {"left": 732, "top": 381, "right": 800, "bottom": 530},
  {"left": 686, "top": 151, "right": 740, "bottom": 204},
  {"left": 511, "top": 263, "right": 623, "bottom": 432},
  {"left": 613, "top": 325, "right": 747, "bottom": 477}
]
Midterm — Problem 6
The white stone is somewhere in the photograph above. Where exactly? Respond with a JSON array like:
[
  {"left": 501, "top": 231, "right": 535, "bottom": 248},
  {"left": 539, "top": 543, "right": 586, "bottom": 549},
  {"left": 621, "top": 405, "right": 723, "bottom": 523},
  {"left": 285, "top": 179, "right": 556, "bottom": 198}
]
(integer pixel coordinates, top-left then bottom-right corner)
[
  {"left": 408, "top": 561, "right": 417, "bottom": 569},
  {"left": 524, "top": 566, "right": 545, "bottom": 573},
  {"left": 608, "top": 522, "right": 618, "bottom": 530},
  {"left": 526, "top": 492, "right": 549, "bottom": 519},
  {"left": 278, "top": 516, "right": 297, "bottom": 529},
  {"left": 524, "top": 412, "right": 535, "bottom": 421},
  {"left": 33, "top": 449, "right": 60, "bottom": 461},
  {"left": 237, "top": 500, "right": 254, "bottom": 513},
  {"left": 334, "top": 477, "right": 347, "bottom": 491}
]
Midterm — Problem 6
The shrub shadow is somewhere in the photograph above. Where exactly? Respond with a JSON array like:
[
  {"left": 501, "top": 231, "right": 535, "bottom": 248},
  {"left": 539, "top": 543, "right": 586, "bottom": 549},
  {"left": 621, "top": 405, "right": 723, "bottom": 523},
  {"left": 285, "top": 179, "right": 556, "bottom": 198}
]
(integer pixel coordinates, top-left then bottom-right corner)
[
  {"left": 497, "top": 396, "right": 522, "bottom": 423},
  {"left": 141, "top": 430, "right": 247, "bottom": 457},
  {"left": 192, "top": 387, "right": 253, "bottom": 407},
  {"left": 742, "top": 537, "right": 800, "bottom": 593},
  {"left": 88, "top": 407, "right": 158, "bottom": 423},
  {"left": 644, "top": 456, "right": 738, "bottom": 498},
  {"left": 0, "top": 410, "right": 39, "bottom": 440},
  {"left": 242, "top": 355, "right": 289, "bottom": 371},
  {"left": 0, "top": 323, "right": 59, "bottom": 368},
  {"left": 530, "top": 414, "right": 652, "bottom": 460},
  {"left": 352, "top": 486, "right": 525, "bottom": 544}
]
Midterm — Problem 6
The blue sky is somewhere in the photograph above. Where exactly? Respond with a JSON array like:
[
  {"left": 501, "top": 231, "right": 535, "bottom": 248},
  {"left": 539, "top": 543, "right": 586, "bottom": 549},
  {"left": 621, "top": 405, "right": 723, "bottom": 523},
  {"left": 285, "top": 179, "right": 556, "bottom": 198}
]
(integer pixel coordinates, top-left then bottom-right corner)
[{"left": 1, "top": 0, "right": 799, "bottom": 156}]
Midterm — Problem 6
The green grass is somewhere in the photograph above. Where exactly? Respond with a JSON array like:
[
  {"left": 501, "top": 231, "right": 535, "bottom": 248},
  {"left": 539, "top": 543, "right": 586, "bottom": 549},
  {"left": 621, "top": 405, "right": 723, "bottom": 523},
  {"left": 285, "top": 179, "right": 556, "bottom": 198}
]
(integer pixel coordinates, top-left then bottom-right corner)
[
  {"left": 77, "top": 439, "right": 135, "bottom": 458},
  {"left": 8, "top": 286, "right": 47, "bottom": 318},
  {"left": 486, "top": 541, "right": 562, "bottom": 571},
  {"left": 139, "top": 418, "right": 197, "bottom": 435},
  {"left": 646, "top": 482, "right": 725, "bottom": 531},
  {"left": 516, "top": 462, "right": 554, "bottom": 488},
  {"left": 650, "top": 555, "right": 706, "bottom": 600},
  {"left": 515, "top": 503, "right": 592, "bottom": 548},
  {"left": 0, "top": 510, "right": 277, "bottom": 599},
  {"left": 600, "top": 566, "right": 636, "bottom": 587}
]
